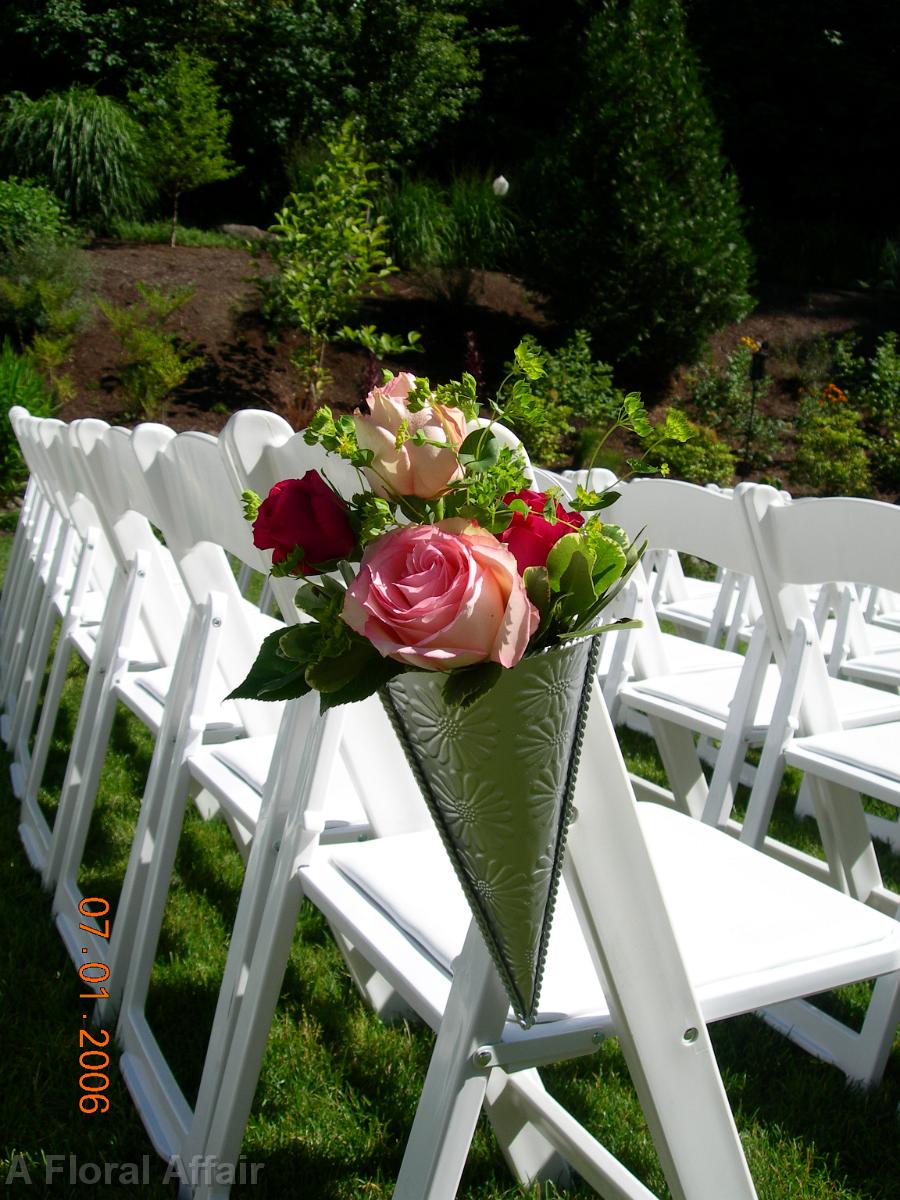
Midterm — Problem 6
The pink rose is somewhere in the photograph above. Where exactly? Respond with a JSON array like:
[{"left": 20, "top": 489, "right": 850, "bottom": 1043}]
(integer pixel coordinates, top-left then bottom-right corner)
[
  {"left": 353, "top": 372, "right": 468, "bottom": 499},
  {"left": 342, "top": 519, "right": 539, "bottom": 671},
  {"left": 500, "top": 489, "right": 585, "bottom": 573},
  {"left": 253, "top": 471, "right": 354, "bottom": 574}
]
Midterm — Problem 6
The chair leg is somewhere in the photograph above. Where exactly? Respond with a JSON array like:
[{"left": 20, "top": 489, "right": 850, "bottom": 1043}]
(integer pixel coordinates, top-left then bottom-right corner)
[
  {"left": 392, "top": 922, "right": 510, "bottom": 1200},
  {"left": 45, "top": 556, "right": 147, "bottom": 905},
  {"left": 482, "top": 1069, "right": 572, "bottom": 1190},
  {"left": 646, "top": 716, "right": 709, "bottom": 819},
  {"left": 16, "top": 628, "right": 78, "bottom": 865},
  {"left": 186, "top": 700, "right": 342, "bottom": 1199},
  {"left": 763, "top": 969, "right": 900, "bottom": 1088}
]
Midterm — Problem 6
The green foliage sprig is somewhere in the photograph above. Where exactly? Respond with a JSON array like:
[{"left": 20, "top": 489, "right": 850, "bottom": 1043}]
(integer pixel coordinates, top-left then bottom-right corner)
[
  {"left": 0, "top": 339, "right": 56, "bottom": 500},
  {"left": 99, "top": 281, "right": 203, "bottom": 419},
  {"left": 260, "top": 121, "right": 410, "bottom": 411}
]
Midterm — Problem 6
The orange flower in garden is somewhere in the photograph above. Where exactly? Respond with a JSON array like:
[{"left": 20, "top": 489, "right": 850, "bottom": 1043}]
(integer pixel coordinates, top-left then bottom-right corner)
[
  {"left": 740, "top": 335, "right": 761, "bottom": 352},
  {"left": 821, "top": 382, "right": 848, "bottom": 405}
]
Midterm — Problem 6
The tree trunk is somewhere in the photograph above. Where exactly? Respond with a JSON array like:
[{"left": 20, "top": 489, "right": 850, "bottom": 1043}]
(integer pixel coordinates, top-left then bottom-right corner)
[{"left": 170, "top": 190, "right": 180, "bottom": 248}]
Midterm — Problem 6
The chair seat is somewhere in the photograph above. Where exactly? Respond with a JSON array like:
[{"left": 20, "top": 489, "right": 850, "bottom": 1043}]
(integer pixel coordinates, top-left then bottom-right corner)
[
  {"left": 786, "top": 722, "right": 900, "bottom": 786},
  {"left": 657, "top": 590, "right": 727, "bottom": 635},
  {"left": 841, "top": 646, "right": 900, "bottom": 689},
  {"left": 659, "top": 634, "right": 743, "bottom": 673},
  {"left": 121, "top": 667, "right": 245, "bottom": 738},
  {"left": 619, "top": 662, "right": 900, "bottom": 738},
  {"left": 195, "top": 734, "right": 370, "bottom": 834},
  {"left": 316, "top": 804, "right": 900, "bottom": 1032}
]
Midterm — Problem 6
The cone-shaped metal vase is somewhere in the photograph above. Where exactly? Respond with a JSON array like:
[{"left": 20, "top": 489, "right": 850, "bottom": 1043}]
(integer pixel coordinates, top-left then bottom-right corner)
[{"left": 381, "top": 637, "right": 598, "bottom": 1025}]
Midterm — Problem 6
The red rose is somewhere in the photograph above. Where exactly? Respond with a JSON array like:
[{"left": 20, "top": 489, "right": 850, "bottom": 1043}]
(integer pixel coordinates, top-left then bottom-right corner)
[
  {"left": 253, "top": 471, "right": 354, "bottom": 574},
  {"left": 499, "top": 488, "right": 585, "bottom": 573}
]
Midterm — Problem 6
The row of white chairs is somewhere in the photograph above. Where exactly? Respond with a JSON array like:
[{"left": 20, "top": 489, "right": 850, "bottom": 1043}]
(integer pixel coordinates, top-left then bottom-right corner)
[
  {"left": 547, "top": 465, "right": 900, "bottom": 1082},
  {"left": 3, "top": 409, "right": 900, "bottom": 1199}
]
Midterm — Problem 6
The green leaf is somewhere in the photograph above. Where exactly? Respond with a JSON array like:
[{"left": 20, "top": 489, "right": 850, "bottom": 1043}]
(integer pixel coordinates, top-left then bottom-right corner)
[
  {"left": 559, "top": 617, "right": 642, "bottom": 640},
  {"left": 241, "top": 489, "right": 261, "bottom": 521},
  {"left": 442, "top": 661, "right": 503, "bottom": 708},
  {"left": 227, "top": 627, "right": 311, "bottom": 701},
  {"left": 523, "top": 564, "right": 552, "bottom": 620},
  {"left": 544, "top": 532, "right": 584, "bottom": 591},
  {"left": 597, "top": 522, "right": 630, "bottom": 551},
  {"left": 318, "top": 654, "right": 404, "bottom": 711},
  {"left": 513, "top": 338, "right": 546, "bottom": 381},
  {"left": 458, "top": 427, "right": 500, "bottom": 473},
  {"left": 293, "top": 577, "right": 345, "bottom": 622},
  {"left": 557, "top": 545, "right": 599, "bottom": 621},
  {"left": 662, "top": 407, "right": 694, "bottom": 443},
  {"left": 590, "top": 535, "right": 627, "bottom": 591},
  {"left": 623, "top": 392, "right": 653, "bottom": 438},
  {"left": 306, "top": 636, "right": 379, "bottom": 693}
]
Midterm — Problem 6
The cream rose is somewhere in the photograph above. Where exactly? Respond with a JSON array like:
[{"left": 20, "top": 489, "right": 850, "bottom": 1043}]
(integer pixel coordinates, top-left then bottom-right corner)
[{"left": 353, "top": 372, "right": 468, "bottom": 499}]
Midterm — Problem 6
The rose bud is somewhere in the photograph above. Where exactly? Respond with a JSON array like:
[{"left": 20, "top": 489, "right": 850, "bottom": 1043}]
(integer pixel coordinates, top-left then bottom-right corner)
[
  {"left": 253, "top": 471, "right": 354, "bottom": 574},
  {"left": 353, "top": 372, "right": 468, "bottom": 499},
  {"left": 500, "top": 489, "right": 586, "bottom": 573}
]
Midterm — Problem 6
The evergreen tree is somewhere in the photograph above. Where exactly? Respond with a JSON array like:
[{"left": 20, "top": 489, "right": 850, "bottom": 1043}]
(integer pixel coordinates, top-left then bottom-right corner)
[
  {"left": 131, "top": 48, "right": 239, "bottom": 246},
  {"left": 522, "top": 0, "right": 753, "bottom": 377}
]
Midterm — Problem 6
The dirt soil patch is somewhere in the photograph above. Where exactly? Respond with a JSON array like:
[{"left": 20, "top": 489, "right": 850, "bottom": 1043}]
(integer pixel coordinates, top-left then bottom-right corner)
[
  {"left": 63, "top": 242, "right": 552, "bottom": 434},
  {"left": 61, "top": 242, "right": 900, "bottom": 493}
]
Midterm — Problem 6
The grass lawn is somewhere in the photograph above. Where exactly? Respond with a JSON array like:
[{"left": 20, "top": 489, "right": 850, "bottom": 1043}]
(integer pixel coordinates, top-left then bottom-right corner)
[{"left": 1, "top": 527, "right": 899, "bottom": 1199}]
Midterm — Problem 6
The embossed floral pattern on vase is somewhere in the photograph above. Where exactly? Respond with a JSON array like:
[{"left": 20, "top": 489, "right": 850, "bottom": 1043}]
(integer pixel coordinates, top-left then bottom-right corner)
[{"left": 382, "top": 637, "right": 596, "bottom": 1024}]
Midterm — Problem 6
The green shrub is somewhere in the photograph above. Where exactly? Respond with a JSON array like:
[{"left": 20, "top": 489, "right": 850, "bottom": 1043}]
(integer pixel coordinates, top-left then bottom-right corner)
[
  {"left": 648, "top": 419, "right": 735, "bottom": 486},
  {"left": 384, "top": 173, "right": 516, "bottom": 305},
  {"left": 0, "top": 178, "right": 73, "bottom": 256},
  {"left": 833, "top": 330, "right": 900, "bottom": 426},
  {"left": 0, "top": 338, "right": 56, "bottom": 500},
  {"left": 0, "top": 179, "right": 89, "bottom": 392},
  {"left": 106, "top": 219, "right": 248, "bottom": 248},
  {"left": 521, "top": 0, "right": 753, "bottom": 374},
  {"left": 790, "top": 386, "right": 872, "bottom": 495},
  {"left": 688, "top": 341, "right": 784, "bottom": 471},
  {"left": 261, "top": 122, "right": 398, "bottom": 407},
  {"left": 129, "top": 48, "right": 239, "bottom": 247},
  {"left": 501, "top": 331, "right": 627, "bottom": 466},
  {"left": 870, "top": 429, "right": 900, "bottom": 491},
  {"left": 0, "top": 235, "right": 92, "bottom": 368},
  {"left": 100, "top": 281, "right": 203, "bottom": 419},
  {"left": 0, "top": 88, "right": 152, "bottom": 230},
  {"left": 830, "top": 329, "right": 900, "bottom": 488}
]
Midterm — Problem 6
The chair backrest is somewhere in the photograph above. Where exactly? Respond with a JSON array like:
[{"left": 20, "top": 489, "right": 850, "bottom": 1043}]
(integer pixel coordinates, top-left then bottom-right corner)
[
  {"left": 742, "top": 486, "right": 900, "bottom": 731},
  {"left": 126, "top": 426, "right": 287, "bottom": 738},
  {"left": 67, "top": 419, "right": 189, "bottom": 667},
  {"left": 599, "top": 480, "right": 776, "bottom": 679},
  {"left": 219, "top": 409, "right": 362, "bottom": 621},
  {"left": 612, "top": 477, "right": 770, "bottom": 576}
]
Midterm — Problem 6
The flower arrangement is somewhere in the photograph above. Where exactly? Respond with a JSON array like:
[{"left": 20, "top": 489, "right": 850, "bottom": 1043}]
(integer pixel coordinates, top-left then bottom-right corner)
[{"left": 233, "top": 342, "right": 688, "bottom": 710}]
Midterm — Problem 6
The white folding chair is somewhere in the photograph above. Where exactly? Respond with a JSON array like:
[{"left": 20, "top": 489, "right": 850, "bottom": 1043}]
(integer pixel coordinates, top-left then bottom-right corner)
[
  {"left": 38, "top": 421, "right": 286, "bottom": 969},
  {"left": 823, "top": 580, "right": 900, "bottom": 690},
  {"left": 11, "top": 416, "right": 165, "bottom": 876},
  {"left": 1, "top": 411, "right": 98, "bottom": 745},
  {"left": 738, "top": 488, "right": 900, "bottom": 862},
  {"left": 608, "top": 480, "right": 900, "bottom": 836},
  {"left": 293, "top": 674, "right": 900, "bottom": 1199},
  {"left": 4, "top": 416, "right": 120, "bottom": 795},
  {"left": 112, "top": 435, "right": 900, "bottom": 1194},
  {"left": 0, "top": 419, "right": 45, "bottom": 667}
]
